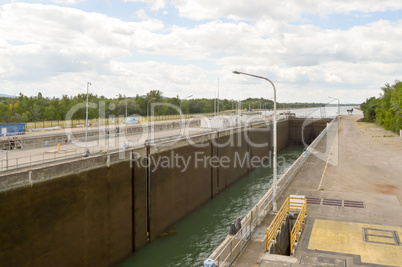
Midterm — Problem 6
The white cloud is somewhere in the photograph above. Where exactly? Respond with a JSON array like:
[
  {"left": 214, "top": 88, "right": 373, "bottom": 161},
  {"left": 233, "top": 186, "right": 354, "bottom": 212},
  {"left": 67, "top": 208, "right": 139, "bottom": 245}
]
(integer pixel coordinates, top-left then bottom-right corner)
[
  {"left": 135, "top": 9, "right": 149, "bottom": 20},
  {"left": 0, "top": 3, "right": 164, "bottom": 80},
  {"left": 0, "top": 1, "right": 401, "bottom": 103},
  {"left": 125, "top": 0, "right": 168, "bottom": 11},
  {"left": 171, "top": 0, "right": 402, "bottom": 21}
]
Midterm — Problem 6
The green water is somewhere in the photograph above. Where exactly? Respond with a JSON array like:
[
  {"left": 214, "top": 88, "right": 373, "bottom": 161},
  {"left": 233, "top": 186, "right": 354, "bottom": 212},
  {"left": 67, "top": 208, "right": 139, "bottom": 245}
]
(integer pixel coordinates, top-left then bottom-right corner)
[{"left": 119, "top": 146, "right": 303, "bottom": 267}]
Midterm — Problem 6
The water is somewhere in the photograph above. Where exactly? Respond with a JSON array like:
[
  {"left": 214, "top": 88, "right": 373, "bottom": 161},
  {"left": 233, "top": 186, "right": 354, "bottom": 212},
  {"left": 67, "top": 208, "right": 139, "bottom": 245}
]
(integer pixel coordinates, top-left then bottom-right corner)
[
  {"left": 263, "top": 106, "right": 362, "bottom": 117},
  {"left": 119, "top": 146, "right": 303, "bottom": 267}
]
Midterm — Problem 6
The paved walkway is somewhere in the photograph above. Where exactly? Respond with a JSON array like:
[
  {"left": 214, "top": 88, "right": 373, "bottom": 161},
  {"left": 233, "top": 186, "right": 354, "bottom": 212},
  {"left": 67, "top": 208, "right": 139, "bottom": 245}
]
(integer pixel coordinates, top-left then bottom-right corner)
[{"left": 234, "top": 115, "right": 402, "bottom": 267}]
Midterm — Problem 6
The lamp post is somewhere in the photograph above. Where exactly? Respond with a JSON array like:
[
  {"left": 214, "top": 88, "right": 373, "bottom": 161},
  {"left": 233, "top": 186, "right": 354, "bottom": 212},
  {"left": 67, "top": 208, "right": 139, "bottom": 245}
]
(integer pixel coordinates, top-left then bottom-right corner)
[
  {"left": 85, "top": 82, "right": 91, "bottom": 157},
  {"left": 125, "top": 100, "right": 128, "bottom": 135},
  {"left": 180, "top": 95, "right": 193, "bottom": 135},
  {"left": 328, "top": 96, "right": 340, "bottom": 117},
  {"left": 233, "top": 70, "right": 278, "bottom": 212}
]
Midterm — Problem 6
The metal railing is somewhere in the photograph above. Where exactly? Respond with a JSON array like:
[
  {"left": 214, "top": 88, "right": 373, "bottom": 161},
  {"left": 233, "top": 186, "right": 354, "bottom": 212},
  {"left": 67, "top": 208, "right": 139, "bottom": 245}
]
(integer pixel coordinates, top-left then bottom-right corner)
[
  {"left": 266, "top": 196, "right": 307, "bottom": 253},
  {"left": 19, "top": 111, "right": 236, "bottom": 131},
  {"left": 205, "top": 116, "right": 338, "bottom": 266},
  {"left": 0, "top": 146, "right": 102, "bottom": 172},
  {"left": 266, "top": 197, "right": 289, "bottom": 250},
  {"left": 290, "top": 198, "right": 307, "bottom": 254}
]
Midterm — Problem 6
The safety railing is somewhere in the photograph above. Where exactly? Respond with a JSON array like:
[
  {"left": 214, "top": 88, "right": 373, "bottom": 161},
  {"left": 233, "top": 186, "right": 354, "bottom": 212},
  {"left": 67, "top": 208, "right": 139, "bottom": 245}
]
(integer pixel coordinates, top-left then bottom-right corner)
[
  {"left": 0, "top": 146, "right": 103, "bottom": 172},
  {"left": 266, "top": 197, "right": 289, "bottom": 250},
  {"left": 266, "top": 196, "right": 307, "bottom": 253},
  {"left": 22, "top": 111, "right": 236, "bottom": 131},
  {"left": 205, "top": 116, "right": 338, "bottom": 266},
  {"left": 290, "top": 197, "right": 307, "bottom": 254}
]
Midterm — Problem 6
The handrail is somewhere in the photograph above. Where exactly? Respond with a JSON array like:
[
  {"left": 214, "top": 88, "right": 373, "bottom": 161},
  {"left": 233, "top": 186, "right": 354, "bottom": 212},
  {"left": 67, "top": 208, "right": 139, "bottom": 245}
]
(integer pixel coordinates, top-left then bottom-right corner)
[
  {"left": 290, "top": 198, "right": 307, "bottom": 254},
  {"left": 266, "top": 196, "right": 307, "bottom": 253},
  {"left": 266, "top": 197, "right": 289, "bottom": 250}
]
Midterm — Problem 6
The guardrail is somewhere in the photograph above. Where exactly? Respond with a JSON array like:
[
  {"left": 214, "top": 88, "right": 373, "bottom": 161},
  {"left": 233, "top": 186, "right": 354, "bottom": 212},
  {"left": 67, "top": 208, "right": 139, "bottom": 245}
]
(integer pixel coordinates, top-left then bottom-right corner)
[
  {"left": 0, "top": 146, "right": 103, "bottom": 172},
  {"left": 266, "top": 197, "right": 289, "bottom": 250},
  {"left": 21, "top": 111, "right": 235, "bottom": 131},
  {"left": 290, "top": 197, "right": 307, "bottom": 254},
  {"left": 266, "top": 196, "right": 307, "bottom": 253},
  {"left": 205, "top": 115, "right": 338, "bottom": 266}
]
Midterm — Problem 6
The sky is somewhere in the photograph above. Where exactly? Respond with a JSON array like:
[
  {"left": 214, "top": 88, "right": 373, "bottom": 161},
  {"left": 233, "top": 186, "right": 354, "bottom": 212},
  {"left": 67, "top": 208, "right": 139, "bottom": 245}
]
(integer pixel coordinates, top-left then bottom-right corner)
[{"left": 1, "top": 0, "right": 402, "bottom": 104}]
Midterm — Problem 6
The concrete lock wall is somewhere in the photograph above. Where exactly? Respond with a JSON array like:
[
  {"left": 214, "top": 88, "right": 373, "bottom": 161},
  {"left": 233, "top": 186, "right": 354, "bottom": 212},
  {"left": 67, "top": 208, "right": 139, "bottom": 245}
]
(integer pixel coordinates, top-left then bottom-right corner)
[
  {"left": 0, "top": 118, "right": 327, "bottom": 266},
  {"left": 0, "top": 161, "right": 133, "bottom": 266}
]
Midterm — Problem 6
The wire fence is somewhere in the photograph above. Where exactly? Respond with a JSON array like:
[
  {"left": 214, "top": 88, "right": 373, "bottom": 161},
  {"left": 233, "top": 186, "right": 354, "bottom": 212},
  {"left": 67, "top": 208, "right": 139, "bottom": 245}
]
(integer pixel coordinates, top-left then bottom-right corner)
[
  {"left": 206, "top": 116, "right": 338, "bottom": 266},
  {"left": 1, "top": 146, "right": 94, "bottom": 172},
  {"left": 21, "top": 111, "right": 236, "bottom": 131}
]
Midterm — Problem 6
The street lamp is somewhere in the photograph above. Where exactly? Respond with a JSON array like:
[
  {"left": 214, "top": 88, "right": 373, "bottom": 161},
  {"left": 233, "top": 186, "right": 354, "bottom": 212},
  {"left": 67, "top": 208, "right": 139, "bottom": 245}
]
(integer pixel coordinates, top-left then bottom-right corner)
[
  {"left": 85, "top": 82, "right": 91, "bottom": 157},
  {"left": 328, "top": 97, "right": 340, "bottom": 118},
  {"left": 233, "top": 70, "right": 278, "bottom": 212},
  {"left": 180, "top": 95, "right": 193, "bottom": 135},
  {"left": 125, "top": 99, "right": 128, "bottom": 135}
]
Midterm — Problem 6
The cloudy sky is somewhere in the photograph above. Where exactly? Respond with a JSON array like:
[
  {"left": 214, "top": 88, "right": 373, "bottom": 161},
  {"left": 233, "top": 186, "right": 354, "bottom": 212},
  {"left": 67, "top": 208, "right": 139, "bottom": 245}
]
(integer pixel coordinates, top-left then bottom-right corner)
[{"left": 1, "top": 0, "right": 402, "bottom": 103}]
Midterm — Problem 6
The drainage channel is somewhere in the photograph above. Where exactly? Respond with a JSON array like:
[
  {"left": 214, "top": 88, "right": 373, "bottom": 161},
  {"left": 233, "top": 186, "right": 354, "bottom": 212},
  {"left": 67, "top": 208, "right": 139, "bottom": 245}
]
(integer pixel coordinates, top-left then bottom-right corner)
[{"left": 119, "top": 146, "right": 304, "bottom": 267}]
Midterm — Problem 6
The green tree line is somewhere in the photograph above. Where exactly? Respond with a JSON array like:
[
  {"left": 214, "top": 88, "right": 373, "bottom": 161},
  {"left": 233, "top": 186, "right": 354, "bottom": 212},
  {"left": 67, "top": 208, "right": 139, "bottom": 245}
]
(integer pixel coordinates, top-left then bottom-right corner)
[
  {"left": 360, "top": 80, "right": 402, "bottom": 133},
  {"left": 1, "top": 89, "right": 327, "bottom": 123}
]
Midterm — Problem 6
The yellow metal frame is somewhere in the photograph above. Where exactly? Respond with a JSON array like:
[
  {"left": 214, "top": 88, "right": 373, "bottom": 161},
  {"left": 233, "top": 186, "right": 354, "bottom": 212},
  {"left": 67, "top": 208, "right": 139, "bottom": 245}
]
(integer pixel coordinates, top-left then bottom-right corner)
[
  {"left": 266, "top": 197, "right": 289, "bottom": 251},
  {"left": 290, "top": 198, "right": 307, "bottom": 254},
  {"left": 266, "top": 196, "right": 307, "bottom": 254}
]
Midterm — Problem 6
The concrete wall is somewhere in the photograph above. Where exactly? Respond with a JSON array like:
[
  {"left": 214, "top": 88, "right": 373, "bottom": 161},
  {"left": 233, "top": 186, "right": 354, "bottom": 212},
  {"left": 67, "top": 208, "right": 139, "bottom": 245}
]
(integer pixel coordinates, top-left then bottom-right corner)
[
  {"left": 0, "top": 161, "right": 132, "bottom": 267},
  {"left": 0, "top": 118, "right": 323, "bottom": 266},
  {"left": 149, "top": 143, "right": 212, "bottom": 241},
  {"left": 288, "top": 118, "right": 330, "bottom": 146}
]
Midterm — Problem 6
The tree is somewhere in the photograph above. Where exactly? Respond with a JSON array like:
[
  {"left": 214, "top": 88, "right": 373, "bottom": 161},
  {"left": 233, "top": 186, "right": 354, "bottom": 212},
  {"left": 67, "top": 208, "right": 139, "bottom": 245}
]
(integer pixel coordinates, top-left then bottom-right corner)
[
  {"left": 117, "top": 99, "right": 141, "bottom": 117},
  {"left": 360, "top": 97, "right": 377, "bottom": 122},
  {"left": 30, "top": 104, "right": 42, "bottom": 120},
  {"left": 362, "top": 80, "right": 402, "bottom": 133}
]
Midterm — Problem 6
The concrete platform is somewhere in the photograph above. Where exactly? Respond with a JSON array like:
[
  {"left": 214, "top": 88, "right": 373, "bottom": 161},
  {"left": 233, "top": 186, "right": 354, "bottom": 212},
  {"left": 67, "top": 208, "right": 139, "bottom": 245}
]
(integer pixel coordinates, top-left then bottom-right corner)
[{"left": 234, "top": 115, "right": 402, "bottom": 267}]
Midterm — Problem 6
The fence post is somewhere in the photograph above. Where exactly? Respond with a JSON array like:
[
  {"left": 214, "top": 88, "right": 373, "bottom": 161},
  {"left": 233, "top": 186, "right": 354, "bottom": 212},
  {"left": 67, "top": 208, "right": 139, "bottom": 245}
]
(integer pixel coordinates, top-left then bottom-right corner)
[
  {"left": 230, "top": 239, "right": 233, "bottom": 262},
  {"left": 256, "top": 205, "right": 259, "bottom": 225},
  {"left": 249, "top": 213, "right": 252, "bottom": 238}
]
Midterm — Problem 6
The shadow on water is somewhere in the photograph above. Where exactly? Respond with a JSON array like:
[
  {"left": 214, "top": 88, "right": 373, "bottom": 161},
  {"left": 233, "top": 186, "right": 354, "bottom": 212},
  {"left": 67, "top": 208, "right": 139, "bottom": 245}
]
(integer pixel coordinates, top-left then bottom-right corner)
[{"left": 119, "top": 146, "right": 303, "bottom": 267}]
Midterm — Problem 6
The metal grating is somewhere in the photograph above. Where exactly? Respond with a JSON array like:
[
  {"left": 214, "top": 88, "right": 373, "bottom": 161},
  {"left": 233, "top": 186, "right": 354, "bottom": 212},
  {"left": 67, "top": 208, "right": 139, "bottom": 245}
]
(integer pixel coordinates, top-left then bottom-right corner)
[
  {"left": 343, "top": 200, "right": 365, "bottom": 208},
  {"left": 322, "top": 199, "right": 342, "bottom": 206},
  {"left": 306, "top": 197, "right": 365, "bottom": 208},
  {"left": 307, "top": 197, "right": 322, "bottom": 205}
]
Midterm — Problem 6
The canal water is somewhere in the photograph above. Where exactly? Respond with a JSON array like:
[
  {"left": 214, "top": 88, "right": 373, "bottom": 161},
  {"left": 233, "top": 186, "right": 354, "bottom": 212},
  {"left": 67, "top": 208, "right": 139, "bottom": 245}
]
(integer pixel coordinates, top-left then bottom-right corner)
[
  {"left": 263, "top": 105, "right": 362, "bottom": 117},
  {"left": 119, "top": 146, "right": 304, "bottom": 267}
]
